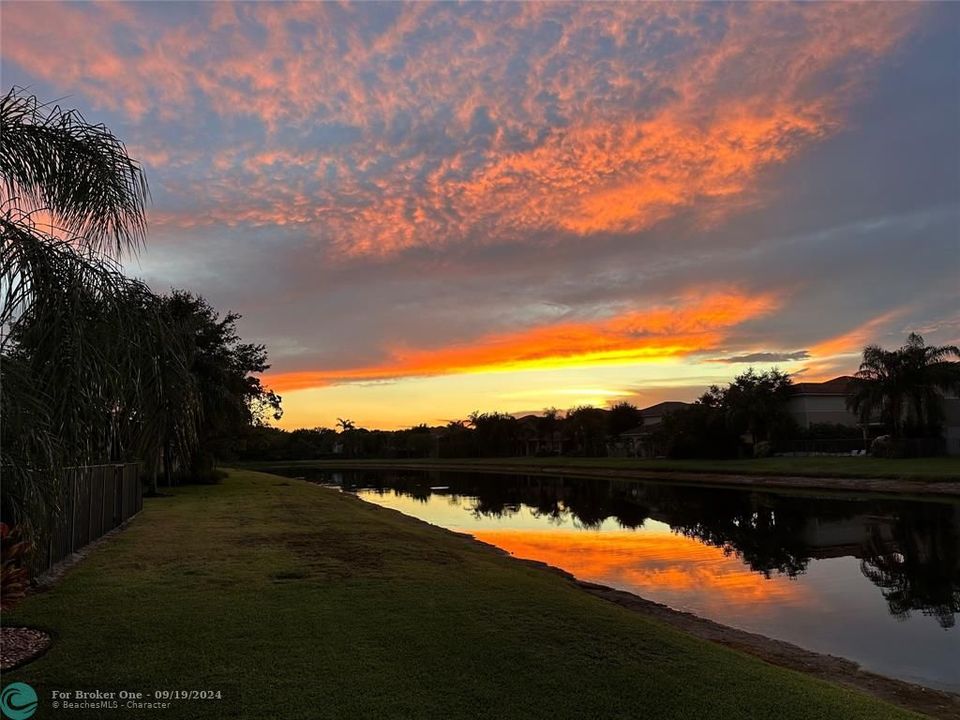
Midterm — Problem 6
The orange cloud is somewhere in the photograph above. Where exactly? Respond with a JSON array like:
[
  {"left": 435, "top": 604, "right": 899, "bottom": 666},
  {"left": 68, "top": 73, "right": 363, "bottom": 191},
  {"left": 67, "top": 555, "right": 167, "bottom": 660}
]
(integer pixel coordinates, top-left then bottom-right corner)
[
  {"left": 472, "top": 529, "right": 813, "bottom": 614},
  {"left": 267, "top": 289, "right": 780, "bottom": 391},
  {"left": 799, "top": 309, "right": 909, "bottom": 380},
  {"left": 0, "top": 2, "right": 924, "bottom": 258},
  {"left": 808, "top": 309, "right": 907, "bottom": 358}
]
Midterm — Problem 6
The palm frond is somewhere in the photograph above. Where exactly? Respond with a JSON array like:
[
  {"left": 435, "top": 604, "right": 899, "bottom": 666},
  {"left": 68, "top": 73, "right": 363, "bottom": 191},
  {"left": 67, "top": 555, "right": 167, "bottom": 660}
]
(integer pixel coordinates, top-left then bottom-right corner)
[{"left": 0, "top": 88, "right": 148, "bottom": 256}]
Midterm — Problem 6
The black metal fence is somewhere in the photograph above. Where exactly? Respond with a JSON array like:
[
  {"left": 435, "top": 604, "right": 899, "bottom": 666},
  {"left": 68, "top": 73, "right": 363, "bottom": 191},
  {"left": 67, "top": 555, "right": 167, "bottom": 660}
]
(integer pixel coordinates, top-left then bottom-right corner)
[{"left": 32, "top": 463, "right": 143, "bottom": 575}]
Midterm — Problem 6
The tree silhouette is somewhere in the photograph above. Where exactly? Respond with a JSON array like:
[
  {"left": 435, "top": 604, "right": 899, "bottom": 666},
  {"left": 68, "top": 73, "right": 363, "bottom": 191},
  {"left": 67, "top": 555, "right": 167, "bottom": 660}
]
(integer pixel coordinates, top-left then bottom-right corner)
[{"left": 848, "top": 334, "right": 960, "bottom": 437}]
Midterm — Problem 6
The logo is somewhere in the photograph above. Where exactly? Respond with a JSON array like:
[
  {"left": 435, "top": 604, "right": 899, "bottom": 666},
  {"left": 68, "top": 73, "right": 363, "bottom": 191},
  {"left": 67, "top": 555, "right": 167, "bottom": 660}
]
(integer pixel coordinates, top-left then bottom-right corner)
[{"left": 0, "top": 683, "right": 37, "bottom": 720}]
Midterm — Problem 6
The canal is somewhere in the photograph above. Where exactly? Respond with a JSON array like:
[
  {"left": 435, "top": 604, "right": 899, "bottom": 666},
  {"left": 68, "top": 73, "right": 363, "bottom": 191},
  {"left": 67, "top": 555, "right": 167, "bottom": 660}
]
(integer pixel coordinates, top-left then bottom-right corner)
[{"left": 265, "top": 467, "right": 960, "bottom": 692}]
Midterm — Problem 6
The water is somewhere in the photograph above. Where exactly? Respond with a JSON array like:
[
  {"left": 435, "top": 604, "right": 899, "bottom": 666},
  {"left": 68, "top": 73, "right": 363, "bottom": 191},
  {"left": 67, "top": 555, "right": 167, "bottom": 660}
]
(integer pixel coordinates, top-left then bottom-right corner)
[{"left": 265, "top": 466, "right": 960, "bottom": 692}]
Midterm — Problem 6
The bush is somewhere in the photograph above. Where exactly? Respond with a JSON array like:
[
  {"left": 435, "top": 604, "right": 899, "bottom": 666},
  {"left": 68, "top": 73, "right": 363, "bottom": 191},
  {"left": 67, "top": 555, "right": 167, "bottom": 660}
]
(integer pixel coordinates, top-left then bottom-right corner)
[
  {"left": 870, "top": 435, "right": 896, "bottom": 458},
  {"left": 870, "top": 435, "right": 946, "bottom": 458},
  {"left": 753, "top": 441, "right": 773, "bottom": 458},
  {"left": 1, "top": 523, "right": 32, "bottom": 610}
]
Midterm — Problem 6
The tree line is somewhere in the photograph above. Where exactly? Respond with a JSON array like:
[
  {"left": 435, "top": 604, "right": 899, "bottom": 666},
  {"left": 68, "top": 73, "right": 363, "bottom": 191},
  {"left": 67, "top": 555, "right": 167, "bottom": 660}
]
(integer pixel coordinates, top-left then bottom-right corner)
[
  {"left": 1, "top": 88, "right": 280, "bottom": 536},
  {"left": 233, "top": 403, "right": 646, "bottom": 461},
  {"left": 241, "top": 336, "right": 960, "bottom": 463}
]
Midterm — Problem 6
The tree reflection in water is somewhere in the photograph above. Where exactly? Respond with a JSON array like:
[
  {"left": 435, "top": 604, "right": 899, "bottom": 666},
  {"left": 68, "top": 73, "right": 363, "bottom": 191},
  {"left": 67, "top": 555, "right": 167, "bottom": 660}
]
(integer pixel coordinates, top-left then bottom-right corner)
[{"left": 861, "top": 503, "right": 960, "bottom": 629}]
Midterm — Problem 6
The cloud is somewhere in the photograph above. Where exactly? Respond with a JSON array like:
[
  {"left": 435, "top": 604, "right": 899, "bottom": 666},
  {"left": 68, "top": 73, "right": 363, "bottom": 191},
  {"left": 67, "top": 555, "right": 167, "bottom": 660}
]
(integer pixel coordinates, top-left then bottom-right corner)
[
  {"left": 806, "top": 309, "right": 908, "bottom": 359},
  {"left": 795, "top": 309, "right": 911, "bottom": 380},
  {"left": 714, "top": 351, "right": 810, "bottom": 364},
  {"left": 265, "top": 288, "right": 781, "bottom": 391},
  {"left": 1, "top": 2, "right": 923, "bottom": 259},
  {"left": 3, "top": 2, "right": 955, "bottom": 429}
]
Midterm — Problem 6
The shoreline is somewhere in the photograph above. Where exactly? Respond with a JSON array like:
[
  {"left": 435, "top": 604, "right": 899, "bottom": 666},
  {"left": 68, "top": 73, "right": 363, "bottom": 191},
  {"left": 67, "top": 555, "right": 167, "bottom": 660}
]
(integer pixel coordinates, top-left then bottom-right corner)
[
  {"left": 348, "top": 490, "right": 960, "bottom": 718},
  {"left": 10, "top": 470, "right": 953, "bottom": 719},
  {"left": 253, "top": 459, "right": 960, "bottom": 498},
  {"left": 576, "top": 580, "right": 960, "bottom": 719}
]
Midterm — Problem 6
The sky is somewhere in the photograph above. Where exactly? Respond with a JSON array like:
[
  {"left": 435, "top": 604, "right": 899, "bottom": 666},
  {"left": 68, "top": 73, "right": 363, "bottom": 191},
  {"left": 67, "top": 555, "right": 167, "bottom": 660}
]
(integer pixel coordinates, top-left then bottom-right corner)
[{"left": 3, "top": 1, "right": 958, "bottom": 430}]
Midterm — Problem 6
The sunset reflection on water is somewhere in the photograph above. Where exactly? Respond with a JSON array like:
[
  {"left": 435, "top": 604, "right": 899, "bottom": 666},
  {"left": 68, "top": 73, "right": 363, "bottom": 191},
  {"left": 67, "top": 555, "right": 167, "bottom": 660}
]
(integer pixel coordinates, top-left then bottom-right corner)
[
  {"left": 335, "top": 478, "right": 959, "bottom": 692},
  {"left": 470, "top": 527, "right": 814, "bottom": 617}
]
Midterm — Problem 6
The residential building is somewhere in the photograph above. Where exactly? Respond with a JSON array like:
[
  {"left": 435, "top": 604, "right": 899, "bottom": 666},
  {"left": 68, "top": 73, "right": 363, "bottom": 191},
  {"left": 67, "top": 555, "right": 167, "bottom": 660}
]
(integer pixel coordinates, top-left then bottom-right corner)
[
  {"left": 786, "top": 376, "right": 859, "bottom": 429},
  {"left": 618, "top": 401, "right": 691, "bottom": 457}
]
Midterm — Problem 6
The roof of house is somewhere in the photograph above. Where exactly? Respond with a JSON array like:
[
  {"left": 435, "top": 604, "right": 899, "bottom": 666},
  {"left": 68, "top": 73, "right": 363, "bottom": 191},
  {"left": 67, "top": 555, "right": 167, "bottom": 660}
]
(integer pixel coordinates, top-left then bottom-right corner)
[
  {"left": 791, "top": 376, "right": 855, "bottom": 396},
  {"left": 639, "top": 401, "right": 690, "bottom": 417},
  {"left": 617, "top": 402, "right": 690, "bottom": 437}
]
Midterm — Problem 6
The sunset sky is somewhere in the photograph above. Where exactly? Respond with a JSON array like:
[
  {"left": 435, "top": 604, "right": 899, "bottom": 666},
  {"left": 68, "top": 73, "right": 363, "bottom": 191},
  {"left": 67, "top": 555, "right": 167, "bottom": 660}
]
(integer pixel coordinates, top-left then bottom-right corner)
[{"left": 3, "top": 1, "right": 958, "bottom": 430}]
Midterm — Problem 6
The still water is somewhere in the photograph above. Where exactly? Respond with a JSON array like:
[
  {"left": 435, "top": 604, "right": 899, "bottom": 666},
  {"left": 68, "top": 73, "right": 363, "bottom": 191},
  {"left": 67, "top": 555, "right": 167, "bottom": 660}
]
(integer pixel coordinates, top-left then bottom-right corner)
[{"left": 267, "top": 467, "right": 960, "bottom": 692}]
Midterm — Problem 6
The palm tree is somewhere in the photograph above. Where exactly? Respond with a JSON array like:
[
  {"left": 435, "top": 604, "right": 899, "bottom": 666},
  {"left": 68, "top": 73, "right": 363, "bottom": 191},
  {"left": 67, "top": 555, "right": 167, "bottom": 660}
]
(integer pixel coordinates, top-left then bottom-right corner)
[
  {"left": 2, "top": 89, "right": 279, "bottom": 523},
  {"left": 899, "top": 333, "right": 960, "bottom": 434},
  {"left": 1, "top": 88, "right": 151, "bottom": 530},
  {"left": 120, "top": 292, "right": 200, "bottom": 494},
  {"left": 847, "top": 334, "right": 960, "bottom": 437},
  {"left": 1, "top": 87, "right": 148, "bottom": 254}
]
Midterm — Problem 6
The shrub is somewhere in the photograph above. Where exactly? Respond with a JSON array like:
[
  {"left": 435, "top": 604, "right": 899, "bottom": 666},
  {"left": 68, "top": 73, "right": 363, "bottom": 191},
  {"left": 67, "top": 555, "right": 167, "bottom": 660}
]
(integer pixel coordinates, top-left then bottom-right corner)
[
  {"left": 753, "top": 441, "right": 773, "bottom": 458},
  {"left": 870, "top": 435, "right": 902, "bottom": 458},
  {"left": 1, "top": 523, "right": 32, "bottom": 610}
]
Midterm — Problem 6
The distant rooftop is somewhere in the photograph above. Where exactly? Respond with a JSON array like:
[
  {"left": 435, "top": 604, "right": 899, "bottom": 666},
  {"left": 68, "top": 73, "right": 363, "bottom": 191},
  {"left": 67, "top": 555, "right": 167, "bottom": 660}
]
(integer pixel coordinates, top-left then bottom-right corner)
[
  {"left": 639, "top": 401, "right": 690, "bottom": 417},
  {"left": 791, "top": 376, "right": 855, "bottom": 396}
]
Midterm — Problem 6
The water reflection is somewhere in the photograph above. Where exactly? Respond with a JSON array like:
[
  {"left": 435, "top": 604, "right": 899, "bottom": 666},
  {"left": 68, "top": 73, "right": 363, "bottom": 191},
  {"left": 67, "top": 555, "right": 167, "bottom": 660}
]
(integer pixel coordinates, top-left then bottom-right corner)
[
  {"left": 328, "top": 469, "right": 960, "bottom": 628},
  {"left": 861, "top": 505, "right": 960, "bottom": 629},
  {"left": 268, "top": 467, "right": 960, "bottom": 690}
]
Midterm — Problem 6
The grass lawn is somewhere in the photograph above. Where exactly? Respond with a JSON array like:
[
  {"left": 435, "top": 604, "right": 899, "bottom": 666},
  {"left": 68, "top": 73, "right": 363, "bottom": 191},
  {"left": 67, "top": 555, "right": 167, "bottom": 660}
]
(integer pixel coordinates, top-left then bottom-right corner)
[
  {"left": 246, "top": 455, "right": 960, "bottom": 480},
  {"left": 4, "top": 469, "right": 922, "bottom": 719}
]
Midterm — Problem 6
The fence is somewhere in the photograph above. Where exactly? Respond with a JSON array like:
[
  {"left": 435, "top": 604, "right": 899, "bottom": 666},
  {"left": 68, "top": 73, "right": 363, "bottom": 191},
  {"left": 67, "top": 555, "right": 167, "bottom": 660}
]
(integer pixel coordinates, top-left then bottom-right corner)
[{"left": 32, "top": 463, "right": 143, "bottom": 575}]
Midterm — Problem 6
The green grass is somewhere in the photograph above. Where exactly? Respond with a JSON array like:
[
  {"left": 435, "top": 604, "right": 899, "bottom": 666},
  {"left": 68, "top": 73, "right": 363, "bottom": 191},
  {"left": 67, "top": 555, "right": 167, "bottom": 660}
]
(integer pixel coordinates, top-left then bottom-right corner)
[
  {"left": 5, "top": 469, "right": 921, "bottom": 719},
  {"left": 244, "top": 455, "right": 960, "bottom": 480}
]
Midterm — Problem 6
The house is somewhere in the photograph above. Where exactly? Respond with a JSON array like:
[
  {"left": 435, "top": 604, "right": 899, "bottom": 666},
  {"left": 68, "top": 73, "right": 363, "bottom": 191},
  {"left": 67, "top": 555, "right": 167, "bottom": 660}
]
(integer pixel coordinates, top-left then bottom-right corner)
[
  {"left": 942, "top": 393, "right": 960, "bottom": 456},
  {"left": 639, "top": 401, "right": 691, "bottom": 428},
  {"left": 786, "top": 376, "right": 859, "bottom": 429},
  {"left": 618, "top": 401, "right": 691, "bottom": 457},
  {"left": 517, "top": 415, "right": 565, "bottom": 456},
  {"left": 787, "top": 375, "right": 960, "bottom": 455}
]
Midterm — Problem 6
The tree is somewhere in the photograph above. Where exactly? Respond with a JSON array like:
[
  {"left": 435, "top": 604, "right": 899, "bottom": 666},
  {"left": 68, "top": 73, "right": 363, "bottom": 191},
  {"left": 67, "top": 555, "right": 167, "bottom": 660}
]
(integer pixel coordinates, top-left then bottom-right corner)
[
  {"left": 652, "top": 368, "right": 795, "bottom": 459},
  {"left": 1, "top": 88, "right": 148, "bottom": 254},
  {"left": 655, "top": 402, "right": 740, "bottom": 459},
  {"left": 848, "top": 334, "right": 960, "bottom": 437},
  {"left": 468, "top": 411, "right": 521, "bottom": 457},
  {"left": 439, "top": 420, "right": 477, "bottom": 458},
  {"left": 1, "top": 89, "right": 281, "bottom": 528},
  {"left": 159, "top": 290, "right": 281, "bottom": 481},
  {"left": 1, "top": 88, "right": 149, "bottom": 529},
  {"left": 564, "top": 406, "right": 607, "bottom": 456},
  {"left": 706, "top": 368, "right": 796, "bottom": 445},
  {"left": 607, "top": 401, "right": 643, "bottom": 437}
]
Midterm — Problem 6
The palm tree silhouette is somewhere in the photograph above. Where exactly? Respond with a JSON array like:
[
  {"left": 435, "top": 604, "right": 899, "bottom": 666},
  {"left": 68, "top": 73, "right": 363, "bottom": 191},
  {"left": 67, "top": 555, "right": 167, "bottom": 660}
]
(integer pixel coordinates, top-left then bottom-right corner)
[
  {"left": 0, "top": 87, "right": 161, "bottom": 526},
  {"left": 848, "top": 334, "right": 960, "bottom": 437}
]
